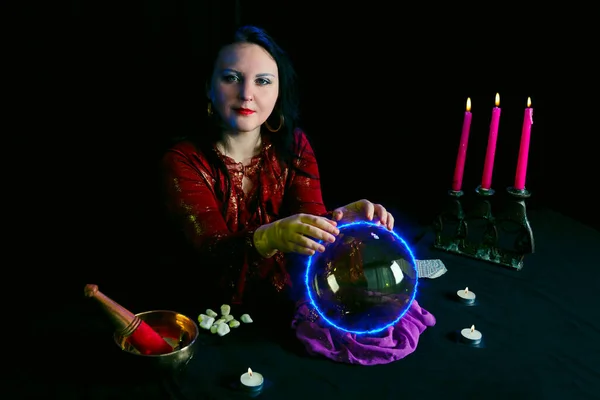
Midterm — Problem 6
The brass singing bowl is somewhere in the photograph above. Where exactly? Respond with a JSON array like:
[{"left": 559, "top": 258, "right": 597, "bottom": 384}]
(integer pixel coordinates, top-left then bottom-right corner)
[{"left": 113, "top": 310, "right": 199, "bottom": 374}]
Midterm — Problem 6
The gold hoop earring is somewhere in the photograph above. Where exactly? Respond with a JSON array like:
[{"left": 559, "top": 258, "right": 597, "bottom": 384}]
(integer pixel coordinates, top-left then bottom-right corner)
[
  {"left": 207, "top": 102, "right": 213, "bottom": 117},
  {"left": 264, "top": 113, "right": 284, "bottom": 132}
]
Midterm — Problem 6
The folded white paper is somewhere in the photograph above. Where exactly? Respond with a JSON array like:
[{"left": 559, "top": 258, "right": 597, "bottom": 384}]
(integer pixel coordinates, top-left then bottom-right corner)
[{"left": 415, "top": 259, "right": 447, "bottom": 279}]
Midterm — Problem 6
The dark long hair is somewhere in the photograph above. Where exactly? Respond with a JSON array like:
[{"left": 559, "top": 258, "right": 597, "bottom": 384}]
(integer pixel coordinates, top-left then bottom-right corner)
[{"left": 193, "top": 25, "right": 301, "bottom": 203}]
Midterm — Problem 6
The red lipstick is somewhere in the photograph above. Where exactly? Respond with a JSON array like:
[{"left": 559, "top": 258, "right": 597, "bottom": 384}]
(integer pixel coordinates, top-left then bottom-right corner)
[{"left": 235, "top": 108, "right": 255, "bottom": 116}]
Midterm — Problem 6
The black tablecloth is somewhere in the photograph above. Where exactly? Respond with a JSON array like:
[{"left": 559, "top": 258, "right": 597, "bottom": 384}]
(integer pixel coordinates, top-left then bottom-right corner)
[{"left": 11, "top": 208, "right": 600, "bottom": 399}]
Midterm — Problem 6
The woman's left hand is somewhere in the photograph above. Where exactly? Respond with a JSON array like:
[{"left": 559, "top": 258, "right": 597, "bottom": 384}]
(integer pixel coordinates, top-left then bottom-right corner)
[{"left": 332, "top": 199, "right": 394, "bottom": 230}]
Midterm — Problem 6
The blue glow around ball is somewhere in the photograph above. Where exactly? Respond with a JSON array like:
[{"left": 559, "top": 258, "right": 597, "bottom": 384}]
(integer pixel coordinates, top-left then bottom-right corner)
[{"left": 304, "top": 221, "right": 418, "bottom": 335}]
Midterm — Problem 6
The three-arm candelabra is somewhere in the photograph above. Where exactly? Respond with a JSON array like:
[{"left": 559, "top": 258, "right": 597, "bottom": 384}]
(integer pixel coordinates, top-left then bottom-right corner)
[{"left": 432, "top": 185, "right": 535, "bottom": 270}]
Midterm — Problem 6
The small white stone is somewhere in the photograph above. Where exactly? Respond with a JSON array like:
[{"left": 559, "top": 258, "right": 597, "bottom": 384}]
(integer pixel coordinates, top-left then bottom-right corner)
[
  {"left": 217, "top": 322, "right": 230, "bottom": 336},
  {"left": 210, "top": 324, "right": 218, "bottom": 334},
  {"left": 197, "top": 313, "right": 208, "bottom": 323},
  {"left": 214, "top": 318, "right": 227, "bottom": 325},
  {"left": 228, "top": 320, "right": 240, "bottom": 328},
  {"left": 206, "top": 309, "right": 218, "bottom": 318},
  {"left": 224, "top": 314, "right": 234, "bottom": 322},
  {"left": 220, "top": 304, "right": 231, "bottom": 316},
  {"left": 199, "top": 316, "right": 214, "bottom": 330},
  {"left": 240, "top": 314, "right": 253, "bottom": 323}
]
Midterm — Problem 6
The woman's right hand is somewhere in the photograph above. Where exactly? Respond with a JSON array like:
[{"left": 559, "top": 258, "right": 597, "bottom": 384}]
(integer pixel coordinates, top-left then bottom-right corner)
[{"left": 253, "top": 213, "right": 339, "bottom": 258}]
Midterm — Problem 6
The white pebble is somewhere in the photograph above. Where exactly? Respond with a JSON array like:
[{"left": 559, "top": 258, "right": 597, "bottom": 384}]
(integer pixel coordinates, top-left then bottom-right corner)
[
  {"left": 228, "top": 320, "right": 240, "bottom": 328},
  {"left": 197, "top": 313, "right": 208, "bottom": 323},
  {"left": 217, "top": 322, "right": 230, "bottom": 336},
  {"left": 220, "top": 304, "right": 231, "bottom": 316},
  {"left": 214, "top": 318, "right": 227, "bottom": 325},
  {"left": 224, "top": 314, "right": 234, "bottom": 322},
  {"left": 199, "top": 316, "right": 215, "bottom": 330},
  {"left": 206, "top": 309, "right": 218, "bottom": 318},
  {"left": 210, "top": 324, "right": 218, "bottom": 334},
  {"left": 240, "top": 314, "right": 253, "bottom": 323}
]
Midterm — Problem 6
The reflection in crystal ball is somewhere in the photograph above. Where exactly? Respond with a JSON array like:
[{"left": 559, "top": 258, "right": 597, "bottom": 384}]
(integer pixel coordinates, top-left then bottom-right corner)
[{"left": 305, "top": 221, "right": 418, "bottom": 335}]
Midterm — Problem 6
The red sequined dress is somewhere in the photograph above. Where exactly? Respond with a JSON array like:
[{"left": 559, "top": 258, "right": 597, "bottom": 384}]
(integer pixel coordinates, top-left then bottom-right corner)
[{"left": 162, "top": 129, "right": 330, "bottom": 305}]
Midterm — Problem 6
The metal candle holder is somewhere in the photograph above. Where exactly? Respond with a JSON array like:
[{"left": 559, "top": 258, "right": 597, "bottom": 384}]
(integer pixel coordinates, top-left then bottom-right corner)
[{"left": 432, "top": 185, "right": 535, "bottom": 270}]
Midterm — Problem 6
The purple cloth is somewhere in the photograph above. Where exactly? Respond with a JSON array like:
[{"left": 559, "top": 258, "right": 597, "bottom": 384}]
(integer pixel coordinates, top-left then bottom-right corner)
[{"left": 291, "top": 299, "right": 436, "bottom": 365}]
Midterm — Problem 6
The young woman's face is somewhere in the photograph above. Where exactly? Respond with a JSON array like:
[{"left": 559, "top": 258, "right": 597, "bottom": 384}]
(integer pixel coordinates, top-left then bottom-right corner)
[{"left": 209, "top": 43, "right": 279, "bottom": 133}]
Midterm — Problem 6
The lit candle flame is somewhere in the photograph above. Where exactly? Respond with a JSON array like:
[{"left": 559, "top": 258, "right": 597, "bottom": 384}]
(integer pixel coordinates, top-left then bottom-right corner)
[
  {"left": 470, "top": 325, "right": 475, "bottom": 333},
  {"left": 464, "top": 287, "right": 469, "bottom": 293},
  {"left": 248, "top": 368, "right": 253, "bottom": 377},
  {"left": 495, "top": 93, "right": 500, "bottom": 107},
  {"left": 527, "top": 97, "right": 531, "bottom": 108},
  {"left": 466, "top": 97, "right": 471, "bottom": 112}
]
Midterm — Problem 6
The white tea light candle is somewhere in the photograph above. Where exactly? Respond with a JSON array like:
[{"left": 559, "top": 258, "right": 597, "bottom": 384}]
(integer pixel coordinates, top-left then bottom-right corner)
[
  {"left": 240, "top": 368, "right": 264, "bottom": 391},
  {"left": 460, "top": 324, "right": 482, "bottom": 345},
  {"left": 457, "top": 287, "right": 476, "bottom": 304}
]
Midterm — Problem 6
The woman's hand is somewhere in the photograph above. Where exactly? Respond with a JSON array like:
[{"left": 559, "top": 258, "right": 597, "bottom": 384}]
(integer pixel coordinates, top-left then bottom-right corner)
[
  {"left": 253, "top": 213, "right": 339, "bottom": 258},
  {"left": 332, "top": 199, "right": 394, "bottom": 230}
]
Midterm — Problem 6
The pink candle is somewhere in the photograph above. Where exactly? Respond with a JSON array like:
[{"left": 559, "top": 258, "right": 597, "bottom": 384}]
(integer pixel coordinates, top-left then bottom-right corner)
[
  {"left": 514, "top": 97, "right": 534, "bottom": 190},
  {"left": 452, "top": 97, "right": 472, "bottom": 192},
  {"left": 481, "top": 93, "right": 501, "bottom": 190}
]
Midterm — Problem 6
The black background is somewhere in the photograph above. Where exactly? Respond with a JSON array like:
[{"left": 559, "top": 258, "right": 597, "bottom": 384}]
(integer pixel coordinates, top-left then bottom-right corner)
[
  {"left": 5, "top": 4, "right": 600, "bottom": 399},
  {"left": 7, "top": 1, "right": 598, "bottom": 275}
]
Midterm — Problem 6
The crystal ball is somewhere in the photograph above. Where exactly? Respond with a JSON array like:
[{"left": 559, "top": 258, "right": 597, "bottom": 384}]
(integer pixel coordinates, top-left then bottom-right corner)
[{"left": 305, "top": 221, "right": 418, "bottom": 334}]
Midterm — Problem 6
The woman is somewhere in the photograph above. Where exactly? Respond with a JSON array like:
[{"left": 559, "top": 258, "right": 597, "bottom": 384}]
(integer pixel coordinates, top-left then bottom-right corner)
[
  {"left": 161, "top": 25, "right": 394, "bottom": 309},
  {"left": 161, "top": 25, "right": 435, "bottom": 365}
]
